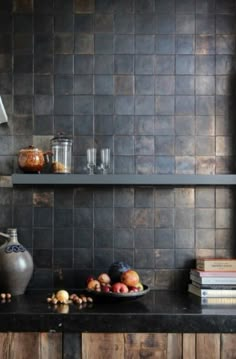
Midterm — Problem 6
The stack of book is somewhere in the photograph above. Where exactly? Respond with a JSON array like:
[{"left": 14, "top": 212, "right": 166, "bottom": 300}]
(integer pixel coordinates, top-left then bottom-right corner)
[{"left": 188, "top": 258, "right": 236, "bottom": 304}]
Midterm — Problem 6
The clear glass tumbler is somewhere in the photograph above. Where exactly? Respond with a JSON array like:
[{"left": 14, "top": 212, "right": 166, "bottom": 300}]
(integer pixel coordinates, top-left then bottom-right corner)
[
  {"left": 87, "top": 148, "right": 97, "bottom": 175},
  {"left": 100, "top": 148, "right": 110, "bottom": 174}
]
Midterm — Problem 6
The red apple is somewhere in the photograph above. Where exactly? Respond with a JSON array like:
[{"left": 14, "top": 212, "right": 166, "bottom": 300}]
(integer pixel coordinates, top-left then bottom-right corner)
[
  {"left": 111, "top": 282, "right": 129, "bottom": 293},
  {"left": 97, "top": 273, "right": 111, "bottom": 285},
  {"left": 129, "top": 286, "right": 139, "bottom": 293},
  {"left": 101, "top": 285, "right": 111, "bottom": 293},
  {"left": 121, "top": 270, "right": 140, "bottom": 287}
]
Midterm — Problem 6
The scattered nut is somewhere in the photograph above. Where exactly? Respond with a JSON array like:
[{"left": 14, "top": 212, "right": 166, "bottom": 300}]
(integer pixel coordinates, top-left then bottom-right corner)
[
  {"left": 74, "top": 297, "right": 83, "bottom": 305},
  {"left": 0, "top": 292, "right": 12, "bottom": 303},
  {"left": 51, "top": 298, "right": 58, "bottom": 305},
  {"left": 80, "top": 295, "right": 87, "bottom": 303}
]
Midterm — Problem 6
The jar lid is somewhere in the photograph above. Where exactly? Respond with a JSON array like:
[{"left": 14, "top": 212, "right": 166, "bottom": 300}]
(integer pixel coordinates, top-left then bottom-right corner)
[{"left": 50, "top": 133, "right": 72, "bottom": 144}]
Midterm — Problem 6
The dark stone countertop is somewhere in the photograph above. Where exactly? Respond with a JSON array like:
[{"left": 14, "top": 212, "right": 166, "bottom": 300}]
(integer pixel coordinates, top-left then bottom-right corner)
[{"left": 0, "top": 290, "right": 236, "bottom": 333}]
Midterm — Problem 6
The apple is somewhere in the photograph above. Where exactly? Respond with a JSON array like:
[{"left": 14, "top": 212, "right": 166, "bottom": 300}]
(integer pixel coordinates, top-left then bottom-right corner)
[
  {"left": 86, "top": 275, "right": 95, "bottom": 284},
  {"left": 101, "top": 285, "right": 111, "bottom": 293},
  {"left": 128, "top": 286, "right": 139, "bottom": 293},
  {"left": 98, "top": 273, "right": 111, "bottom": 285},
  {"left": 121, "top": 270, "right": 140, "bottom": 287},
  {"left": 87, "top": 279, "right": 101, "bottom": 291},
  {"left": 134, "top": 282, "right": 144, "bottom": 291},
  {"left": 111, "top": 282, "right": 129, "bottom": 293}
]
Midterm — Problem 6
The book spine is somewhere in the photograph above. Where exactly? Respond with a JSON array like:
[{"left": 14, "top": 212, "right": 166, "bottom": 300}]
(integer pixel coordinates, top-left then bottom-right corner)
[
  {"left": 191, "top": 269, "right": 236, "bottom": 277},
  {"left": 190, "top": 274, "right": 236, "bottom": 285},
  {"left": 188, "top": 284, "right": 236, "bottom": 297},
  {"left": 201, "top": 297, "right": 236, "bottom": 305},
  {"left": 196, "top": 259, "right": 236, "bottom": 272},
  {"left": 191, "top": 280, "right": 236, "bottom": 289}
]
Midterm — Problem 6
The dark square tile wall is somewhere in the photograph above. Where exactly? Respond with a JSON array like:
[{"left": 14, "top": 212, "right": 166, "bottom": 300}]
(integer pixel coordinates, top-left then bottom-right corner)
[{"left": 0, "top": 0, "right": 236, "bottom": 291}]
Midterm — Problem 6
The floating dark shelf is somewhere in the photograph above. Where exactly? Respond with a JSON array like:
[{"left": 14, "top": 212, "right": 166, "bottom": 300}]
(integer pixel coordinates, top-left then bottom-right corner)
[{"left": 12, "top": 174, "right": 236, "bottom": 186}]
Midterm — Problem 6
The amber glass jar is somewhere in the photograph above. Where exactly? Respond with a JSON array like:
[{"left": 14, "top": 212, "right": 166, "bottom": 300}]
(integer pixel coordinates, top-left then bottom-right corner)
[{"left": 18, "top": 145, "right": 46, "bottom": 173}]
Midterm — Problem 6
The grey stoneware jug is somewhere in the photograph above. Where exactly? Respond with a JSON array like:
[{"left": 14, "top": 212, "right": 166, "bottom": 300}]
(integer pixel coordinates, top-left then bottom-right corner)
[{"left": 0, "top": 228, "right": 34, "bottom": 295}]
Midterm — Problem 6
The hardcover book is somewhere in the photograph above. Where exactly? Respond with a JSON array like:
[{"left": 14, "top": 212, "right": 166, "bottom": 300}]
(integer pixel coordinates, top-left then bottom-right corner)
[
  {"left": 190, "top": 273, "right": 236, "bottom": 285},
  {"left": 196, "top": 258, "right": 236, "bottom": 272},
  {"left": 191, "top": 269, "right": 236, "bottom": 277},
  {"left": 188, "top": 283, "right": 236, "bottom": 298},
  {"left": 201, "top": 297, "right": 236, "bottom": 305},
  {"left": 191, "top": 280, "right": 236, "bottom": 290}
]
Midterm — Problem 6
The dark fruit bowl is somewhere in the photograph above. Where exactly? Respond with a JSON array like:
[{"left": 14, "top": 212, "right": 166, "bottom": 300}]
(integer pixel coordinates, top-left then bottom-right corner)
[{"left": 84, "top": 284, "right": 150, "bottom": 302}]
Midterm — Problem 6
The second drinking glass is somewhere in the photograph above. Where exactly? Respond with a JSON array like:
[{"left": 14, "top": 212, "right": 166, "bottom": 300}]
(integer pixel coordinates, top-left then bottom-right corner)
[
  {"left": 86, "top": 148, "right": 97, "bottom": 175},
  {"left": 100, "top": 148, "right": 110, "bottom": 174}
]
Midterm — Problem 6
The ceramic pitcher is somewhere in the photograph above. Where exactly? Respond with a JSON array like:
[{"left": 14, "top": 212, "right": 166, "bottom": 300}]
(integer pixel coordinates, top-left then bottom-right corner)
[{"left": 0, "top": 228, "right": 34, "bottom": 295}]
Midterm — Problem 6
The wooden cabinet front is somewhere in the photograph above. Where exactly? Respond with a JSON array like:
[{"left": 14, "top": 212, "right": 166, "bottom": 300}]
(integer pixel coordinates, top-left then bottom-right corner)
[
  {"left": 82, "top": 333, "right": 236, "bottom": 359},
  {"left": 1, "top": 332, "right": 236, "bottom": 359},
  {"left": 0, "top": 333, "right": 62, "bottom": 359}
]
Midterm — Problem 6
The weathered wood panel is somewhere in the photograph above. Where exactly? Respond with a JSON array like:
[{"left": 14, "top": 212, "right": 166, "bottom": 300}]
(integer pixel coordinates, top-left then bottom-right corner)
[
  {"left": 0, "top": 333, "right": 39, "bottom": 359},
  {"left": 124, "top": 333, "right": 168, "bottom": 358},
  {"left": 0, "top": 333, "right": 11, "bottom": 358},
  {"left": 183, "top": 333, "right": 195, "bottom": 359},
  {"left": 82, "top": 333, "right": 124, "bottom": 359},
  {"left": 221, "top": 334, "right": 236, "bottom": 359},
  {"left": 39, "top": 333, "right": 62, "bottom": 359},
  {"left": 1, "top": 332, "right": 236, "bottom": 359},
  {"left": 0, "top": 333, "right": 62, "bottom": 359},
  {"left": 196, "top": 334, "right": 220, "bottom": 359},
  {"left": 167, "top": 334, "right": 182, "bottom": 359},
  {"left": 82, "top": 333, "right": 183, "bottom": 359}
]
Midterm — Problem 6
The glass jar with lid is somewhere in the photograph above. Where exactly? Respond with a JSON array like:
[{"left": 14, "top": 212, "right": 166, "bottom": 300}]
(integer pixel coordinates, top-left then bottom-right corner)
[{"left": 50, "top": 133, "right": 72, "bottom": 173}]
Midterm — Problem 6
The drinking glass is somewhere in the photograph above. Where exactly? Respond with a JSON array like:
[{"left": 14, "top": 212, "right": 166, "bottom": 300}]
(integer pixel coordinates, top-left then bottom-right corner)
[
  {"left": 100, "top": 148, "right": 110, "bottom": 174},
  {"left": 86, "top": 148, "right": 97, "bottom": 175}
]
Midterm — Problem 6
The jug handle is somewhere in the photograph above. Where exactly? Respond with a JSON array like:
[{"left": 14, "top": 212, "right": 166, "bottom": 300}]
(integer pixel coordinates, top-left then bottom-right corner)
[{"left": 0, "top": 232, "right": 10, "bottom": 240}]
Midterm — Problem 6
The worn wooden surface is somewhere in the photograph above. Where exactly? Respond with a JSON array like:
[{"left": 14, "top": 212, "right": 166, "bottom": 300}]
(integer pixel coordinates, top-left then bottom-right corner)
[
  {"left": 167, "top": 334, "right": 182, "bottom": 359},
  {"left": 82, "top": 333, "right": 183, "bottom": 359},
  {"left": 0, "top": 333, "right": 62, "bottom": 359},
  {"left": 82, "top": 333, "right": 236, "bottom": 359},
  {"left": 82, "top": 333, "right": 124, "bottom": 359},
  {"left": 124, "top": 333, "right": 168, "bottom": 358},
  {"left": 196, "top": 334, "right": 220, "bottom": 359},
  {"left": 221, "top": 334, "right": 236, "bottom": 359},
  {"left": 183, "top": 333, "right": 195, "bottom": 359},
  {"left": 1, "top": 332, "right": 236, "bottom": 358}
]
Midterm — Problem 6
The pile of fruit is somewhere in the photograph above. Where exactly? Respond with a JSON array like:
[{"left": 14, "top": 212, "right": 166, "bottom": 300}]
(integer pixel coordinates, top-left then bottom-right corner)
[{"left": 86, "top": 262, "right": 144, "bottom": 294}]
